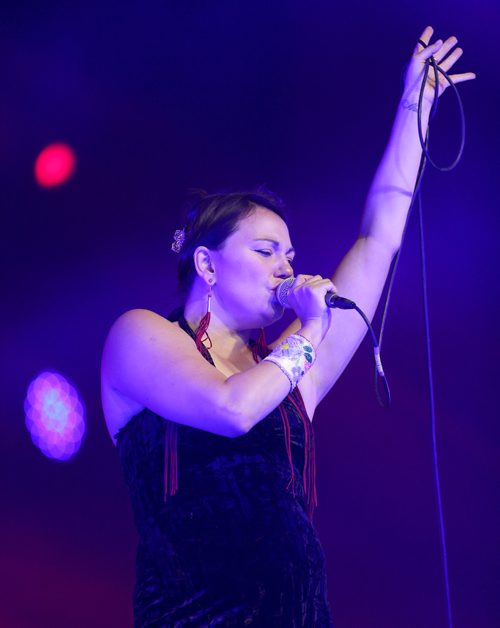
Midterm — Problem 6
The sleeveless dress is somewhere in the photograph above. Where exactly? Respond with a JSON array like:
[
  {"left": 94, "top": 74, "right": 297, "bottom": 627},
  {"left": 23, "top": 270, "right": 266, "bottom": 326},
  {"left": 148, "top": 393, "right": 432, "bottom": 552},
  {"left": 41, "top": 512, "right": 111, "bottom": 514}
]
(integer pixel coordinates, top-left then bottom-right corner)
[{"left": 115, "top": 310, "right": 334, "bottom": 627}]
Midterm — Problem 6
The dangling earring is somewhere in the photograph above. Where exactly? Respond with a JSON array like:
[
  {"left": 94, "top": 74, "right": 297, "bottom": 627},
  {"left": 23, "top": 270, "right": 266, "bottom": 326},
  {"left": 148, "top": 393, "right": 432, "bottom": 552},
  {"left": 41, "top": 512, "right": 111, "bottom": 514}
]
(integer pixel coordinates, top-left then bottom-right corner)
[{"left": 195, "top": 279, "right": 213, "bottom": 352}]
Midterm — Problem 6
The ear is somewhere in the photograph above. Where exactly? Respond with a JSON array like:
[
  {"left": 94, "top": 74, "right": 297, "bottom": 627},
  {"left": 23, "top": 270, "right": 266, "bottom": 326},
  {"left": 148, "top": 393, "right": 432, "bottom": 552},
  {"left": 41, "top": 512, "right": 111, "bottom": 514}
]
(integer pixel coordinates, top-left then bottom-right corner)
[{"left": 193, "top": 246, "right": 216, "bottom": 284}]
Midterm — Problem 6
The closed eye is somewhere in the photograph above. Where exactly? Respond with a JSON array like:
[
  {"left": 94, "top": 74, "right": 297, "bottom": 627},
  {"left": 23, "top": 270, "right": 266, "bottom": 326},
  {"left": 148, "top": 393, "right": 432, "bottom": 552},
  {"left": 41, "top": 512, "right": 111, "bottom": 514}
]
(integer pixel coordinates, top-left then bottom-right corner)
[{"left": 256, "top": 250, "right": 294, "bottom": 264}]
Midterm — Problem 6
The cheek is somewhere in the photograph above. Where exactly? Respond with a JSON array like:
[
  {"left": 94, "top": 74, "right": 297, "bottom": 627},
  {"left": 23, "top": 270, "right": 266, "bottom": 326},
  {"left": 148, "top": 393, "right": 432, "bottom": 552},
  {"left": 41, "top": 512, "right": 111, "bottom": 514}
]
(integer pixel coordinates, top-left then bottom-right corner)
[
  {"left": 218, "top": 265, "right": 267, "bottom": 304},
  {"left": 221, "top": 253, "right": 263, "bottom": 280},
  {"left": 215, "top": 251, "right": 270, "bottom": 300}
]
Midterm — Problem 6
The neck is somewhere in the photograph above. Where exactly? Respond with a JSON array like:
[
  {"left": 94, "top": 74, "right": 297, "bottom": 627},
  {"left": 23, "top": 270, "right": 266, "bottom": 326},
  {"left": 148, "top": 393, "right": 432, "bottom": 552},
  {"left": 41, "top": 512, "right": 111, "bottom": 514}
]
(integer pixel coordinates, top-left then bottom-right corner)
[{"left": 184, "top": 289, "right": 251, "bottom": 357}]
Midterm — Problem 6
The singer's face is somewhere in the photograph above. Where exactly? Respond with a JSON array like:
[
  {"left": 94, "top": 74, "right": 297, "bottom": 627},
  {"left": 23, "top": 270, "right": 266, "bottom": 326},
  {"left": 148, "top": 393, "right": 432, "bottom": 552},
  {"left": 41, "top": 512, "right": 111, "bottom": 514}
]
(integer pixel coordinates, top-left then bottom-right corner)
[{"left": 211, "top": 206, "right": 295, "bottom": 329}]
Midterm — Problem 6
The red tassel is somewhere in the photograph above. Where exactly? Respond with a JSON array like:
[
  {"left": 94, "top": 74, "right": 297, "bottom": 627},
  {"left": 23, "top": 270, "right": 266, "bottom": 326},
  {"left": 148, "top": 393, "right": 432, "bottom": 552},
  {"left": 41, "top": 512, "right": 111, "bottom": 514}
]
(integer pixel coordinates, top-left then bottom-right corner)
[
  {"left": 251, "top": 327, "right": 268, "bottom": 363},
  {"left": 195, "top": 295, "right": 212, "bottom": 352},
  {"left": 279, "top": 404, "right": 296, "bottom": 496},
  {"left": 163, "top": 420, "right": 178, "bottom": 502},
  {"left": 289, "top": 390, "right": 318, "bottom": 520},
  {"left": 244, "top": 325, "right": 317, "bottom": 518},
  {"left": 164, "top": 297, "right": 212, "bottom": 502}
]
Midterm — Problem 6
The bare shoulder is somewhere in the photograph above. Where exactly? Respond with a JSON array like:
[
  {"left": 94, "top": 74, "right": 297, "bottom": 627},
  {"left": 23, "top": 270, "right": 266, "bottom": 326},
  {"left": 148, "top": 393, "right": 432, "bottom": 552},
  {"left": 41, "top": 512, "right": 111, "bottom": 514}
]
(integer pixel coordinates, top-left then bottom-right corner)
[
  {"left": 102, "top": 309, "right": 188, "bottom": 392},
  {"left": 106, "top": 308, "right": 180, "bottom": 341},
  {"left": 101, "top": 308, "right": 238, "bottom": 442},
  {"left": 101, "top": 309, "right": 177, "bottom": 439}
]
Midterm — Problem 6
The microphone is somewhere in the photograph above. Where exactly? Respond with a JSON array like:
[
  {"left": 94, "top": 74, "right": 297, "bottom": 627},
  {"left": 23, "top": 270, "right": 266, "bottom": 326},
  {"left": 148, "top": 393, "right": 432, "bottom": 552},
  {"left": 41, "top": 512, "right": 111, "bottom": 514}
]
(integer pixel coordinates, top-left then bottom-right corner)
[{"left": 276, "top": 277, "right": 356, "bottom": 310}]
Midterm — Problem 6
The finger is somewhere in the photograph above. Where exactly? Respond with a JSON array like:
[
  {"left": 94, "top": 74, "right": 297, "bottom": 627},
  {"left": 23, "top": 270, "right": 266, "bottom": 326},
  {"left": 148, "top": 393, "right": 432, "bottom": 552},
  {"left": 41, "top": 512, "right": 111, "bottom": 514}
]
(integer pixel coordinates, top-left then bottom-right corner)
[
  {"left": 417, "top": 38, "right": 443, "bottom": 61},
  {"left": 320, "top": 280, "right": 338, "bottom": 294},
  {"left": 432, "top": 36, "right": 458, "bottom": 64},
  {"left": 446, "top": 72, "right": 477, "bottom": 84},
  {"left": 438, "top": 47, "right": 463, "bottom": 73},
  {"left": 294, "top": 274, "right": 313, "bottom": 281},
  {"left": 293, "top": 275, "right": 326, "bottom": 293},
  {"left": 297, "top": 276, "right": 324, "bottom": 288},
  {"left": 304, "top": 277, "right": 335, "bottom": 288},
  {"left": 303, "top": 278, "right": 338, "bottom": 293},
  {"left": 414, "top": 25, "right": 434, "bottom": 53},
  {"left": 292, "top": 274, "right": 314, "bottom": 287}
]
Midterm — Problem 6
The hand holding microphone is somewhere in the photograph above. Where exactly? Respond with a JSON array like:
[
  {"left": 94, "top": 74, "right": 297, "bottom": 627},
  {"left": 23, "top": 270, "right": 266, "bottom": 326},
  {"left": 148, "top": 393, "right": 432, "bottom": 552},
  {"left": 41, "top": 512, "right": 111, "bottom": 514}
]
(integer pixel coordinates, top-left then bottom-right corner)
[
  {"left": 274, "top": 275, "right": 356, "bottom": 348},
  {"left": 276, "top": 276, "right": 356, "bottom": 311}
]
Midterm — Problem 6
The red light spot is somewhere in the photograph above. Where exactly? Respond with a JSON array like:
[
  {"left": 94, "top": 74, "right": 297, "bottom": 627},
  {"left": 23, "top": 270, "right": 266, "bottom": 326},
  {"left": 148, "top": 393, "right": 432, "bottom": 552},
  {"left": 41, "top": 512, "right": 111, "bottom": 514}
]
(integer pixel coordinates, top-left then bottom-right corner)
[{"left": 34, "top": 143, "right": 76, "bottom": 188}]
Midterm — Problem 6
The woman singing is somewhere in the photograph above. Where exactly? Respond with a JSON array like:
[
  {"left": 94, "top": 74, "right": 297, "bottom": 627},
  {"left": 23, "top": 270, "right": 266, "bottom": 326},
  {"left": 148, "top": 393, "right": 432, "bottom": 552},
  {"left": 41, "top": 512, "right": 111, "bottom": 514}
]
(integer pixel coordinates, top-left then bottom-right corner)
[{"left": 101, "top": 27, "right": 475, "bottom": 626}]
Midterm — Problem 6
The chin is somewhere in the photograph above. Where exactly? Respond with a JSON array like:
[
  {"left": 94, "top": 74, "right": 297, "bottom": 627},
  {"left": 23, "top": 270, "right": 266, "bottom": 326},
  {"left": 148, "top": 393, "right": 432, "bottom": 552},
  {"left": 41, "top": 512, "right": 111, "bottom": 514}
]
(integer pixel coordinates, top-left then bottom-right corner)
[{"left": 240, "top": 298, "right": 284, "bottom": 330}]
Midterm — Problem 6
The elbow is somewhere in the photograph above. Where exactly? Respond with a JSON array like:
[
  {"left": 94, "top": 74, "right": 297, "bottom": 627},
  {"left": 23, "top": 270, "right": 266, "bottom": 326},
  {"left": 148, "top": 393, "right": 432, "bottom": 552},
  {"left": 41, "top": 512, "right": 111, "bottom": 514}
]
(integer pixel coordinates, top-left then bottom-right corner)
[
  {"left": 361, "top": 234, "right": 400, "bottom": 263},
  {"left": 219, "top": 388, "right": 252, "bottom": 437},
  {"left": 223, "top": 402, "right": 250, "bottom": 438}
]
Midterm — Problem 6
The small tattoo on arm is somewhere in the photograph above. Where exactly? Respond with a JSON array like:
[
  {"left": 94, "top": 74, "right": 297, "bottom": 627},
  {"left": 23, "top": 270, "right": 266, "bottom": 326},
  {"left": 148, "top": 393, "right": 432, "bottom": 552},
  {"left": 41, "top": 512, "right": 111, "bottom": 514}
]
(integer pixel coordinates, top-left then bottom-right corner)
[{"left": 401, "top": 98, "right": 418, "bottom": 112}]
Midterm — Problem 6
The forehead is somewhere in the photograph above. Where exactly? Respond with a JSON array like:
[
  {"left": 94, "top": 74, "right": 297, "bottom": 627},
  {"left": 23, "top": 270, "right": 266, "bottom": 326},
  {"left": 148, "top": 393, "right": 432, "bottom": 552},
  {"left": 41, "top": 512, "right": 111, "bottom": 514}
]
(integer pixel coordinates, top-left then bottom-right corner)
[{"left": 232, "top": 206, "right": 291, "bottom": 244}]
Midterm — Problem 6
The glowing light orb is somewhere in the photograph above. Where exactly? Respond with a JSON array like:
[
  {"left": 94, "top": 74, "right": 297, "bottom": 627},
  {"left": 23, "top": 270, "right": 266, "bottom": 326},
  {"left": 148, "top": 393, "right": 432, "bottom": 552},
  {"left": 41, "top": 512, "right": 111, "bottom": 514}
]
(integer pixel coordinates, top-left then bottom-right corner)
[
  {"left": 24, "top": 371, "right": 86, "bottom": 461},
  {"left": 34, "top": 143, "right": 76, "bottom": 188}
]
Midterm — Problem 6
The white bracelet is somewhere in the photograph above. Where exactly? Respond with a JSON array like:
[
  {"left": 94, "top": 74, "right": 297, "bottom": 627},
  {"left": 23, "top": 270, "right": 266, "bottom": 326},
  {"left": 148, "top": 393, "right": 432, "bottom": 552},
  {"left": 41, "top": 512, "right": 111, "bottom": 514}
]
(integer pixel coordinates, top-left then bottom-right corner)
[{"left": 263, "top": 334, "right": 316, "bottom": 392}]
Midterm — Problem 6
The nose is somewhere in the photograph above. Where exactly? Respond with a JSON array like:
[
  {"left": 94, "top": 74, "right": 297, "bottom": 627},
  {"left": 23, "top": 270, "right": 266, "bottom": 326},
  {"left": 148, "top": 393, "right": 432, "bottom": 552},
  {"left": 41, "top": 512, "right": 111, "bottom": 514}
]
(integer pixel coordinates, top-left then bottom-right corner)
[{"left": 275, "top": 257, "right": 294, "bottom": 279}]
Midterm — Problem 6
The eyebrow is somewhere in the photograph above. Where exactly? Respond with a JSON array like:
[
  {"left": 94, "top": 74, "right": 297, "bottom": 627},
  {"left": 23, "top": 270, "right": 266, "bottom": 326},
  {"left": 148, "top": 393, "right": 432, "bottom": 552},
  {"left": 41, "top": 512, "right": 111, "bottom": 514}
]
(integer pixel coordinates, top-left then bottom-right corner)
[{"left": 253, "top": 238, "right": 295, "bottom": 255}]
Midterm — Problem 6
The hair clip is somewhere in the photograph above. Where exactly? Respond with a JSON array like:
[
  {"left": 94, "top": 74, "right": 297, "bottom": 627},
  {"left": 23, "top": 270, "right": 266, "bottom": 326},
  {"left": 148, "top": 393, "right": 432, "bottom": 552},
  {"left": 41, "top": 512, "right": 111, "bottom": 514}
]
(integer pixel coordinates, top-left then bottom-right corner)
[{"left": 171, "top": 228, "right": 186, "bottom": 253}]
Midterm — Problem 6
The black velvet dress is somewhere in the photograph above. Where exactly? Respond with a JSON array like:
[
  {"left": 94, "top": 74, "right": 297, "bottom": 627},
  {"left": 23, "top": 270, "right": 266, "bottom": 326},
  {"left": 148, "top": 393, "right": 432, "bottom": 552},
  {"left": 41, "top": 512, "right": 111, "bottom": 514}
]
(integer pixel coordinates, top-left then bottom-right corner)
[{"left": 115, "top": 311, "right": 334, "bottom": 627}]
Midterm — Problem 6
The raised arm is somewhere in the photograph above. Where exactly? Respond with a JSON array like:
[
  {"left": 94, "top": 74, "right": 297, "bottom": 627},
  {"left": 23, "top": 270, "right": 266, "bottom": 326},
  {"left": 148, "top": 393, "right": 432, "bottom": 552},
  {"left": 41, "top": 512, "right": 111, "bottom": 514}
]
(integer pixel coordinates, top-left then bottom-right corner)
[{"left": 275, "top": 27, "right": 476, "bottom": 411}]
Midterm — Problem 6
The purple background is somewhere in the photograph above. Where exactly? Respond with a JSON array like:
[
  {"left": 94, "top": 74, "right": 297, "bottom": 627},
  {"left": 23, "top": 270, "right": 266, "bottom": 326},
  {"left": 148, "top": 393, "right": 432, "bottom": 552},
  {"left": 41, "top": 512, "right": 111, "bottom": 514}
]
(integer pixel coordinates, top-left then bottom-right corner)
[{"left": 2, "top": 1, "right": 499, "bottom": 626}]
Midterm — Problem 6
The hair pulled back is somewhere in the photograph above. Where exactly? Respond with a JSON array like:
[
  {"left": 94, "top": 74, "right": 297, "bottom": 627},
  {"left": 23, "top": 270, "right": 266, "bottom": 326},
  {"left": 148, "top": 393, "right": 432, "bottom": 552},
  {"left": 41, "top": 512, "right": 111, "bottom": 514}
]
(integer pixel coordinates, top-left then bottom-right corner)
[{"left": 176, "top": 188, "right": 287, "bottom": 294}]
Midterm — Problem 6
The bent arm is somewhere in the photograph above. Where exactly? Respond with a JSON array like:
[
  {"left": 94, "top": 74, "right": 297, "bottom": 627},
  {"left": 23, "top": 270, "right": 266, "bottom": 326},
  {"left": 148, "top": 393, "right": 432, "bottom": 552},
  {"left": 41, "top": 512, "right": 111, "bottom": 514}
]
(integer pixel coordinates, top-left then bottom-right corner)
[{"left": 101, "top": 309, "right": 324, "bottom": 437}]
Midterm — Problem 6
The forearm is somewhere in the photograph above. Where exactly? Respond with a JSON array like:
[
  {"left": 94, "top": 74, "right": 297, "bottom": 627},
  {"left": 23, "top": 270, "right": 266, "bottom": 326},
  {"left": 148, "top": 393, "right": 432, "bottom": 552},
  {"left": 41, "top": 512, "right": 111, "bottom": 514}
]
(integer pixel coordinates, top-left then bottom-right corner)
[
  {"left": 223, "top": 361, "right": 291, "bottom": 434},
  {"left": 360, "top": 93, "right": 432, "bottom": 254},
  {"left": 224, "top": 320, "right": 323, "bottom": 434}
]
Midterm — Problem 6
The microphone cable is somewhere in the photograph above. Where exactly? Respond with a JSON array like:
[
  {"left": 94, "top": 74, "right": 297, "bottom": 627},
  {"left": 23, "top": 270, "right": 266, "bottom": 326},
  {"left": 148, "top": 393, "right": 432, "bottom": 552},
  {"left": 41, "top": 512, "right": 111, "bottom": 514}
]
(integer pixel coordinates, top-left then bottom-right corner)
[{"left": 374, "top": 37, "right": 468, "bottom": 628}]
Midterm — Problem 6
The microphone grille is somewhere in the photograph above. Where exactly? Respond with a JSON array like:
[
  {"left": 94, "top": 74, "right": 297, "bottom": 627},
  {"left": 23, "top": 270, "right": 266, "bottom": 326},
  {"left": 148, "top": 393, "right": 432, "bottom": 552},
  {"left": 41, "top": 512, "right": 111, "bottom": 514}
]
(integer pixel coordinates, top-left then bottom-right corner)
[{"left": 276, "top": 277, "right": 295, "bottom": 308}]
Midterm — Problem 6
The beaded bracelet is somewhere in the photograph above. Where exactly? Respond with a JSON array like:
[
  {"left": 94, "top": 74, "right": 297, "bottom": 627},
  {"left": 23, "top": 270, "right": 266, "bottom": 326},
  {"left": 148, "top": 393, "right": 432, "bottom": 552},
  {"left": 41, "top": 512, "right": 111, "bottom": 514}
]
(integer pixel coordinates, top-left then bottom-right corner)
[{"left": 263, "top": 334, "right": 316, "bottom": 392}]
